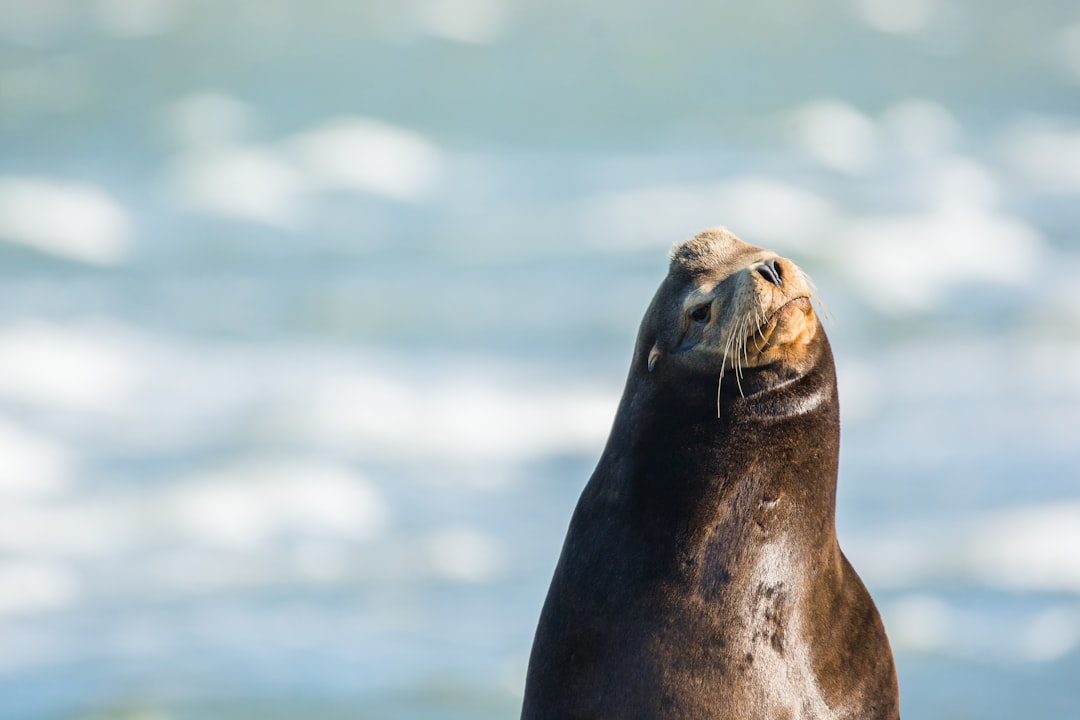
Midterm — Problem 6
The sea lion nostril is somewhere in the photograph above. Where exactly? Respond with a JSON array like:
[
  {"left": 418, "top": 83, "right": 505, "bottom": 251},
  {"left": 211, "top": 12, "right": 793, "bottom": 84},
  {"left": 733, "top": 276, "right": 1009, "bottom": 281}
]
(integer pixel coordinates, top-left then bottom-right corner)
[{"left": 757, "top": 259, "right": 783, "bottom": 287}]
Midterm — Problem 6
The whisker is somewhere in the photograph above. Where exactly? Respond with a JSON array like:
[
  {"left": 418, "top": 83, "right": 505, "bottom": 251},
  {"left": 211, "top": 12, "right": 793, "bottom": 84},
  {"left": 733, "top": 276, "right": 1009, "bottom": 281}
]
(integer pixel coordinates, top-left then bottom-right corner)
[
  {"left": 800, "top": 268, "right": 833, "bottom": 327},
  {"left": 734, "top": 312, "right": 747, "bottom": 397},
  {"left": 716, "top": 371, "right": 723, "bottom": 418},
  {"left": 741, "top": 311, "right": 751, "bottom": 372},
  {"left": 756, "top": 307, "right": 768, "bottom": 349},
  {"left": 719, "top": 314, "right": 741, "bottom": 403},
  {"left": 719, "top": 298, "right": 773, "bottom": 412}
]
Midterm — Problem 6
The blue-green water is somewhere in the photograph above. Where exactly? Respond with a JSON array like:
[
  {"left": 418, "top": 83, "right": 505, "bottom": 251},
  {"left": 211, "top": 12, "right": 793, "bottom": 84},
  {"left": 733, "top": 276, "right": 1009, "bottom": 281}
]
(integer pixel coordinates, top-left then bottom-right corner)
[{"left": 1, "top": 1, "right": 1079, "bottom": 718}]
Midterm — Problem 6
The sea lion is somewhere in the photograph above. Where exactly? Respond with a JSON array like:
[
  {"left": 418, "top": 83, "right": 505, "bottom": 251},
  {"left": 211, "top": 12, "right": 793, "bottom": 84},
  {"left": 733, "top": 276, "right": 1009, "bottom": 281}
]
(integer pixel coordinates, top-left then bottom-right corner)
[{"left": 521, "top": 228, "right": 899, "bottom": 719}]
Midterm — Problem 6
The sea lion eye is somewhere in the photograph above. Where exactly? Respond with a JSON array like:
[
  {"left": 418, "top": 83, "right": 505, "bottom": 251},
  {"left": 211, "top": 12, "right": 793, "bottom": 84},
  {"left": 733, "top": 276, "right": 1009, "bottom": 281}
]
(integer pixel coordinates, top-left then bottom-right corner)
[{"left": 690, "top": 304, "right": 710, "bottom": 322}]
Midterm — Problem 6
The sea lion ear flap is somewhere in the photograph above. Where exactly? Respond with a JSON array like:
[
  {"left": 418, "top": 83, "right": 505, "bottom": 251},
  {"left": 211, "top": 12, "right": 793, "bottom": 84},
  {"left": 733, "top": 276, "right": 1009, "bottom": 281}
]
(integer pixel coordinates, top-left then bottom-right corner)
[{"left": 647, "top": 344, "right": 661, "bottom": 372}]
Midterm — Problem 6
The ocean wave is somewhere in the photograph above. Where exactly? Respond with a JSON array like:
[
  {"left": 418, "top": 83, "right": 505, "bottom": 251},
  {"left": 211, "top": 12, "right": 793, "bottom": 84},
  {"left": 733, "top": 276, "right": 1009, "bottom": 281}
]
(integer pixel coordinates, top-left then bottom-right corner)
[
  {"left": 0, "top": 178, "right": 132, "bottom": 265},
  {"left": 847, "top": 501, "right": 1080, "bottom": 595}
]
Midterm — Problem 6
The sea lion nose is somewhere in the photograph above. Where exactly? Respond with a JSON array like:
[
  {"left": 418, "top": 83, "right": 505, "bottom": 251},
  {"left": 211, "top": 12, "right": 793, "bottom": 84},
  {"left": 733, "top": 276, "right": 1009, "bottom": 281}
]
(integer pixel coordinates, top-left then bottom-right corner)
[{"left": 756, "top": 258, "right": 783, "bottom": 287}]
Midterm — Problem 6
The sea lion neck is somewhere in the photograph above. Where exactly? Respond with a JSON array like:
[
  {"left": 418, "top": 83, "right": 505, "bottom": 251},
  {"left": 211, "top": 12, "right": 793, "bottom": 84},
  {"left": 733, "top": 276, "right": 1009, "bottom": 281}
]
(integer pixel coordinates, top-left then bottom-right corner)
[
  {"left": 721, "top": 324, "right": 838, "bottom": 421},
  {"left": 592, "top": 326, "right": 842, "bottom": 553}
]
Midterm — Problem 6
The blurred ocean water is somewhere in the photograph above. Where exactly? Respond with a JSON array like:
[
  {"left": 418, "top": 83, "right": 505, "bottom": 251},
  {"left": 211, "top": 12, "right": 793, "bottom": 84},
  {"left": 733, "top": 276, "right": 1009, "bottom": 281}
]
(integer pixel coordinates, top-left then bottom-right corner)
[{"left": 1, "top": 1, "right": 1079, "bottom": 718}]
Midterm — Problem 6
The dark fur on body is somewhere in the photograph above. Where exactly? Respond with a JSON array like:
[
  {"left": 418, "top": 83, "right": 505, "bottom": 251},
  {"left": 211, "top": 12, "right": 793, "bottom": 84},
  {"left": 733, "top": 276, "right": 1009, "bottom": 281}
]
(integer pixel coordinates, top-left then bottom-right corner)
[{"left": 521, "top": 231, "right": 899, "bottom": 719}]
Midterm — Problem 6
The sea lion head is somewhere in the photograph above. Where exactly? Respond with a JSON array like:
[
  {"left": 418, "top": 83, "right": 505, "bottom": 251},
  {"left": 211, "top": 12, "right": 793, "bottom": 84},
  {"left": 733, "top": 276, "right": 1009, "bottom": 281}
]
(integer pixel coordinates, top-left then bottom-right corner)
[{"left": 640, "top": 228, "right": 822, "bottom": 406}]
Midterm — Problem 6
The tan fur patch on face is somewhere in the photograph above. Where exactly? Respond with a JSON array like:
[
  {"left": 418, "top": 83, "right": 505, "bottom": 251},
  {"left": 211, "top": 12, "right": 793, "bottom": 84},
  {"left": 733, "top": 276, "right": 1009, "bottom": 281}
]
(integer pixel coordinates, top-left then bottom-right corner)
[{"left": 749, "top": 297, "right": 817, "bottom": 368}]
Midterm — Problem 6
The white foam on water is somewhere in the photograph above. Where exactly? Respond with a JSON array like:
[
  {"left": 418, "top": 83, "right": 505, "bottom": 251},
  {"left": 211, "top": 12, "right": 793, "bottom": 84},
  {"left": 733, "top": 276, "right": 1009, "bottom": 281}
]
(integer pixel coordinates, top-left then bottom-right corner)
[
  {"left": 500, "top": 652, "right": 529, "bottom": 698},
  {"left": 931, "top": 156, "right": 1000, "bottom": 209},
  {"left": 298, "top": 368, "right": 616, "bottom": 464},
  {"left": 964, "top": 503, "right": 1080, "bottom": 594},
  {"left": 164, "top": 460, "right": 389, "bottom": 551},
  {"left": 167, "top": 144, "right": 308, "bottom": 227},
  {"left": 579, "top": 184, "right": 721, "bottom": 247},
  {"left": 0, "top": 418, "right": 72, "bottom": 497},
  {"left": 579, "top": 177, "right": 835, "bottom": 250},
  {"left": 701, "top": 178, "right": 837, "bottom": 249},
  {"left": 95, "top": 0, "right": 178, "bottom": 37},
  {"left": 834, "top": 357, "right": 884, "bottom": 421},
  {"left": 880, "top": 98, "right": 960, "bottom": 157},
  {"left": 848, "top": 502, "right": 1080, "bottom": 596},
  {"left": 164, "top": 91, "right": 254, "bottom": 148},
  {"left": 424, "top": 525, "right": 506, "bottom": 583},
  {"left": 0, "top": 497, "right": 131, "bottom": 558},
  {"left": 843, "top": 532, "right": 939, "bottom": 589},
  {"left": 838, "top": 205, "right": 1044, "bottom": 312},
  {"left": 1022, "top": 340, "right": 1080, "bottom": 396},
  {"left": 0, "top": 177, "right": 132, "bottom": 265},
  {"left": 791, "top": 99, "right": 878, "bottom": 174},
  {"left": 932, "top": 603, "right": 1080, "bottom": 663},
  {"left": 149, "top": 548, "right": 276, "bottom": 594},
  {"left": 105, "top": 334, "right": 291, "bottom": 454},
  {"left": 23, "top": 458, "right": 390, "bottom": 595},
  {"left": 883, "top": 593, "right": 952, "bottom": 651},
  {"left": 875, "top": 337, "right": 1036, "bottom": 404},
  {"left": 1021, "top": 606, "right": 1080, "bottom": 662},
  {"left": 289, "top": 541, "right": 351, "bottom": 582},
  {"left": 0, "top": 318, "right": 614, "bottom": 468},
  {"left": 288, "top": 116, "right": 443, "bottom": 202},
  {"left": 0, "top": 320, "right": 142, "bottom": 413},
  {"left": 166, "top": 115, "right": 444, "bottom": 224},
  {"left": 414, "top": 0, "right": 510, "bottom": 44},
  {"left": 851, "top": 0, "right": 937, "bottom": 35},
  {"left": 1003, "top": 120, "right": 1080, "bottom": 194},
  {"left": 0, "top": 560, "right": 79, "bottom": 617},
  {"left": 0, "top": 324, "right": 251, "bottom": 457}
]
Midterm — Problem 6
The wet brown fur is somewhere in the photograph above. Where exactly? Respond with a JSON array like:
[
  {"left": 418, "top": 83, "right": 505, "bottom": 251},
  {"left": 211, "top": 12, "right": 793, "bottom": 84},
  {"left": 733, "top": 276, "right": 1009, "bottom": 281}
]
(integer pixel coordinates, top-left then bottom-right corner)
[{"left": 521, "top": 229, "right": 899, "bottom": 719}]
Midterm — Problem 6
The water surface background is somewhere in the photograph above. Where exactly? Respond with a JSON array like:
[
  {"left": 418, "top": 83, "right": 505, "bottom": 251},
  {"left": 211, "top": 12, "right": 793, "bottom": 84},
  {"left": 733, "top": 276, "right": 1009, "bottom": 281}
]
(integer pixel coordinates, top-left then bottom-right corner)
[{"left": 1, "top": 1, "right": 1079, "bottom": 718}]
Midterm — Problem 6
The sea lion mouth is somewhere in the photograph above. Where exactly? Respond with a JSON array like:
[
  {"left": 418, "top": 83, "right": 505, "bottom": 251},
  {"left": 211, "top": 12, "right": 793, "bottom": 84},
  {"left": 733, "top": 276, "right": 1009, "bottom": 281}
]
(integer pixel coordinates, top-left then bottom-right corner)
[
  {"left": 717, "top": 294, "right": 813, "bottom": 407},
  {"left": 750, "top": 296, "right": 812, "bottom": 347}
]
